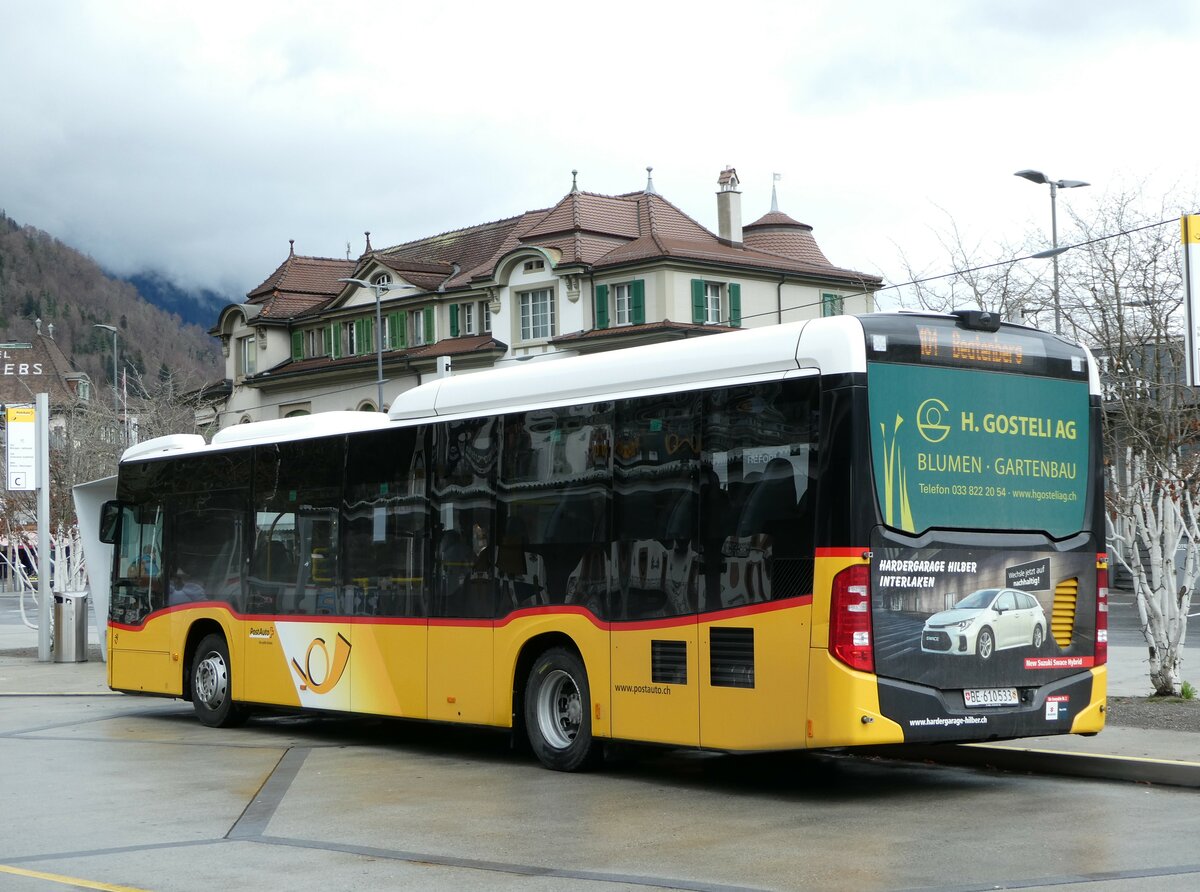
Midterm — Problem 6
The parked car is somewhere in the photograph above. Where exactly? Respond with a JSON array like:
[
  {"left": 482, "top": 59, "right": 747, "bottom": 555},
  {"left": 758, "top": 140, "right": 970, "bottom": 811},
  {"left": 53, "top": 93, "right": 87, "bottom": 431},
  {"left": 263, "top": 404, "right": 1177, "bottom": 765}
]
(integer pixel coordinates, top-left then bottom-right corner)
[{"left": 920, "top": 588, "right": 1046, "bottom": 660}]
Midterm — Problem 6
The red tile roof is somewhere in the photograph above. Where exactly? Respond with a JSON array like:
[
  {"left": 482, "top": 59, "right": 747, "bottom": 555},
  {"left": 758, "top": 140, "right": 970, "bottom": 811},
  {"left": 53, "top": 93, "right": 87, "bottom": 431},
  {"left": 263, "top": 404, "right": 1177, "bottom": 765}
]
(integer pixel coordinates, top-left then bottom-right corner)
[
  {"left": 250, "top": 179, "right": 880, "bottom": 325},
  {"left": 245, "top": 251, "right": 357, "bottom": 320},
  {"left": 374, "top": 213, "right": 544, "bottom": 290},
  {"left": 247, "top": 253, "right": 355, "bottom": 301},
  {"left": 742, "top": 211, "right": 836, "bottom": 266}
]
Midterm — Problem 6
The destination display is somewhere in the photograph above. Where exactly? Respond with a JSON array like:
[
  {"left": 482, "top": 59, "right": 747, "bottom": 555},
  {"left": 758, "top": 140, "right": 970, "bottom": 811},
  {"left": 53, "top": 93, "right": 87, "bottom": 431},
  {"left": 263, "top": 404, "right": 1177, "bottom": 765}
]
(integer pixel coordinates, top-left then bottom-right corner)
[
  {"left": 868, "top": 361, "right": 1090, "bottom": 538},
  {"left": 861, "top": 315, "right": 1090, "bottom": 379}
]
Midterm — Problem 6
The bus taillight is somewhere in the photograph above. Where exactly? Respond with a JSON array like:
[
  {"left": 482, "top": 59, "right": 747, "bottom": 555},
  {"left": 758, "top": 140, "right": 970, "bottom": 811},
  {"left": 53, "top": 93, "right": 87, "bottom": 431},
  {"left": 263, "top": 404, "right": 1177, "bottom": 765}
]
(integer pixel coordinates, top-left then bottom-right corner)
[
  {"left": 830, "top": 563, "right": 874, "bottom": 673},
  {"left": 1095, "top": 566, "right": 1108, "bottom": 666}
]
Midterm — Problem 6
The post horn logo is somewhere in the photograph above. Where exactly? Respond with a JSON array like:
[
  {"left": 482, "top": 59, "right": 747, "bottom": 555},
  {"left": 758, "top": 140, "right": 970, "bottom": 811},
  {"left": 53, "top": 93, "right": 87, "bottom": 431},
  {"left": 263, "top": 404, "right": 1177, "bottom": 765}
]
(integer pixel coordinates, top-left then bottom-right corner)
[
  {"left": 291, "top": 633, "right": 351, "bottom": 694},
  {"left": 916, "top": 397, "right": 951, "bottom": 443}
]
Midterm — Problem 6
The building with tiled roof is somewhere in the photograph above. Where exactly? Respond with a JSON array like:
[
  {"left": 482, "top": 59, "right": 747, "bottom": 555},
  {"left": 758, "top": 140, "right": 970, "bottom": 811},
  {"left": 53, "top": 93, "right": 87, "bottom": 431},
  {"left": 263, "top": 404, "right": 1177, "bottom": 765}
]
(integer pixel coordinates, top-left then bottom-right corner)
[
  {"left": 207, "top": 168, "right": 882, "bottom": 427},
  {"left": 0, "top": 323, "right": 92, "bottom": 409}
]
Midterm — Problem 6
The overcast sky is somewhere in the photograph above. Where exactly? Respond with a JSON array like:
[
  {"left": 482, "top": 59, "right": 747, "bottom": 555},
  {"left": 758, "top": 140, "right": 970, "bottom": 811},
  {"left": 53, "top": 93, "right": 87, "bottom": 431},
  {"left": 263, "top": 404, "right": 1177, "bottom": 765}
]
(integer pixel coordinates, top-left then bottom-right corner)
[{"left": 2, "top": 1, "right": 1197, "bottom": 308}]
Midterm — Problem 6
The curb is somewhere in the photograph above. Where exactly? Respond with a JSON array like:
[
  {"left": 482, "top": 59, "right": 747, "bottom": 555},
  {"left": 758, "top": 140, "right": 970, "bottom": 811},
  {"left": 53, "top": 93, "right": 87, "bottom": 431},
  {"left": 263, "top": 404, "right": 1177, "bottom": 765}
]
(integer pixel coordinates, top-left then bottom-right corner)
[{"left": 863, "top": 743, "right": 1200, "bottom": 789}]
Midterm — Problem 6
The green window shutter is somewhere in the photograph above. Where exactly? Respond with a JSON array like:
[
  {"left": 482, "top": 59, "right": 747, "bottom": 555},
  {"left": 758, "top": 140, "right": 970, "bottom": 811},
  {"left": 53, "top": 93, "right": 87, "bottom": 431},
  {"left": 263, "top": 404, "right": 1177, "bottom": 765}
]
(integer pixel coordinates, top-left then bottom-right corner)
[
  {"left": 594, "top": 284, "right": 609, "bottom": 329},
  {"left": 424, "top": 306, "right": 435, "bottom": 343},
  {"left": 364, "top": 317, "right": 375, "bottom": 353},
  {"left": 631, "top": 279, "right": 645, "bottom": 325},
  {"left": 449, "top": 303, "right": 460, "bottom": 337},
  {"left": 729, "top": 283, "right": 741, "bottom": 327},
  {"left": 330, "top": 323, "right": 341, "bottom": 359},
  {"left": 322, "top": 325, "right": 332, "bottom": 357},
  {"left": 691, "top": 279, "right": 705, "bottom": 323},
  {"left": 291, "top": 331, "right": 303, "bottom": 361},
  {"left": 398, "top": 311, "right": 408, "bottom": 348},
  {"left": 353, "top": 318, "right": 364, "bottom": 354},
  {"left": 388, "top": 312, "right": 402, "bottom": 350}
]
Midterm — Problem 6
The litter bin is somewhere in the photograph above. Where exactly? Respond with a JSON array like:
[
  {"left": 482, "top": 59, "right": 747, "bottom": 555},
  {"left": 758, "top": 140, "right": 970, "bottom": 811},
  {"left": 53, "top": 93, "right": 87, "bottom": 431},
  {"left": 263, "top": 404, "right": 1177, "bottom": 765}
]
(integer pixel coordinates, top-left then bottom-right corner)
[{"left": 53, "top": 591, "right": 89, "bottom": 663}]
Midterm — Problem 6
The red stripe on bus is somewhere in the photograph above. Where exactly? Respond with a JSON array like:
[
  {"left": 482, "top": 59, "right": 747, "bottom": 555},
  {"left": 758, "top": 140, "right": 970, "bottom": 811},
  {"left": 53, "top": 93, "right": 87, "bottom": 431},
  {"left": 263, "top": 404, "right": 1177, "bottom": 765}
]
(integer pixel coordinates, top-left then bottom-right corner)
[
  {"left": 108, "top": 596, "right": 816, "bottom": 634},
  {"left": 698, "top": 594, "right": 812, "bottom": 624},
  {"left": 815, "top": 547, "right": 868, "bottom": 558},
  {"left": 494, "top": 605, "right": 609, "bottom": 630}
]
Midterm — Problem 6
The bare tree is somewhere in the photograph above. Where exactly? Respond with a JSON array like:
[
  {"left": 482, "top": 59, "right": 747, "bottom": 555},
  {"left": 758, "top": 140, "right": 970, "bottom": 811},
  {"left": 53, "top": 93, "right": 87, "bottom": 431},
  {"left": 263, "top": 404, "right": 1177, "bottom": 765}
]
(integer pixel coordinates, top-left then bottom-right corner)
[
  {"left": 1059, "top": 192, "right": 1195, "bottom": 696},
  {"left": 896, "top": 209, "right": 1049, "bottom": 324}
]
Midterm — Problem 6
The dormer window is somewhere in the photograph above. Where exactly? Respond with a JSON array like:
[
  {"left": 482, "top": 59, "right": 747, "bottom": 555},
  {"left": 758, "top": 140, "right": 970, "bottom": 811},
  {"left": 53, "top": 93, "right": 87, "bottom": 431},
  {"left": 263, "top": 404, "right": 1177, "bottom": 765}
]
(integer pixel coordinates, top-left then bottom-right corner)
[
  {"left": 523, "top": 259, "right": 545, "bottom": 273},
  {"left": 373, "top": 273, "right": 392, "bottom": 288}
]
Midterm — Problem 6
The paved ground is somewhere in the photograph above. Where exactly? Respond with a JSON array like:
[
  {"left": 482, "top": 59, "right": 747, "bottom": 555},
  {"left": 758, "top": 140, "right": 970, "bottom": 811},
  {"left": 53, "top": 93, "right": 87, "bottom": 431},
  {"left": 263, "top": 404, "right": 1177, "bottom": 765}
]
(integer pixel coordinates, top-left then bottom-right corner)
[{"left": 1, "top": 589, "right": 1197, "bottom": 774}]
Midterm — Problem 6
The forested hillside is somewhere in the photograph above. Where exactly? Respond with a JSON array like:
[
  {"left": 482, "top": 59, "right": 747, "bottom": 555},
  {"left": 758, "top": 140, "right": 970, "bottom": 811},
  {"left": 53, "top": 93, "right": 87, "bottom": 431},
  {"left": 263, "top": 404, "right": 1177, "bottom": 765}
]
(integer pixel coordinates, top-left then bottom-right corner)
[{"left": 0, "top": 210, "right": 223, "bottom": 392}]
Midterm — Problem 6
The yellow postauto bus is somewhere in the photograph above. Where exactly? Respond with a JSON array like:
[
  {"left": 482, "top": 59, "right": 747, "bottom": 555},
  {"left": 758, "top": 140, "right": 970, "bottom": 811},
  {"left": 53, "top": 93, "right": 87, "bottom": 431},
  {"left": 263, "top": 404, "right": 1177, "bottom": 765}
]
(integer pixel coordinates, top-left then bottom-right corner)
[{"left": 88, "top": 311, "right": 1107, "bottom": 770}]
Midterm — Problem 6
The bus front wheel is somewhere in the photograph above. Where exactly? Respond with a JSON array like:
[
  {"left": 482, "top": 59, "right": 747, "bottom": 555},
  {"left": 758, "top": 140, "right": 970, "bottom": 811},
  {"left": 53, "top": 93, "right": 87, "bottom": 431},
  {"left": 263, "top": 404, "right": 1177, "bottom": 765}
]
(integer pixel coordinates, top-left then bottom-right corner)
[
  {"left": 524, "top": 647, "right": 598, "bottom": 772},
  {"left": 191, "top": 633, "right": 248, "bottom": 728}
]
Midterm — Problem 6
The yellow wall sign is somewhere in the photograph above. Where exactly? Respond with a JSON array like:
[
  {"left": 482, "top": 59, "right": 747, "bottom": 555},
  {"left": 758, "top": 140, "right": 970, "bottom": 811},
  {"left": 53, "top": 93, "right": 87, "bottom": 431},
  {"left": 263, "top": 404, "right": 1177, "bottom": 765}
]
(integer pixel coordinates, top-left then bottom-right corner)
[{"left": 6, "top": 405, "right": 36, "bottom": 491}]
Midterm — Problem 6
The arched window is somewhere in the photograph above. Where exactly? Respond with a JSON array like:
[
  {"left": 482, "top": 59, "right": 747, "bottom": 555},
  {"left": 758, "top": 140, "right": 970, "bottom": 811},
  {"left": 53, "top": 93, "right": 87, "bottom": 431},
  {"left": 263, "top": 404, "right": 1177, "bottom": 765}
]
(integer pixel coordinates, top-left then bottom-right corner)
[
  {"left": 284, "top": 409, "right": 310, "bottom": 418},
  {"left": 358, "top": 401, "right": 378, "bottom": 413},
  {"left": 372, "top": 273, "right": 392, "bottom": 288}
]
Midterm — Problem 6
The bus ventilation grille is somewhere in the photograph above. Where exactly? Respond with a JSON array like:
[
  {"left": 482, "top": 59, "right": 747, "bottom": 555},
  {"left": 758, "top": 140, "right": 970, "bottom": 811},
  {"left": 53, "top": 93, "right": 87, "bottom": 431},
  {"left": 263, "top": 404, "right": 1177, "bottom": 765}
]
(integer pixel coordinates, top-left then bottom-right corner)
[
  {"left": 651, "top": 640, "right": 688, "bottom": 685},
  {"left": 1051, "top": 577, "right": 1079, "bottom": 648},
  {"left": 710, "top": 627, "right": 755, "bottom": 689}
]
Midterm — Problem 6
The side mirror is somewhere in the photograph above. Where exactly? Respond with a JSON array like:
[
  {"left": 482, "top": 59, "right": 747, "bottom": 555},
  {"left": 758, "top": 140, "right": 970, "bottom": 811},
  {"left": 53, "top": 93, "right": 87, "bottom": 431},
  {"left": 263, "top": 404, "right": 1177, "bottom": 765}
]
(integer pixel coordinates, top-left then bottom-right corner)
[{"left": 99, "top": 500, "right": 123, "bottom": 545}]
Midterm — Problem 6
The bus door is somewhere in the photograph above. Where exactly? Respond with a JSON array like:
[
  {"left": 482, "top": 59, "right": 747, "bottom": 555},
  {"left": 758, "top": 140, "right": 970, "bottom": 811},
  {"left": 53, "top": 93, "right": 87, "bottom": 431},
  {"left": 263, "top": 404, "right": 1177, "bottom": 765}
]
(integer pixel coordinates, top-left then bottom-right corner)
[
  {"left": 428, "top": 419, "right": 496, "bottom": 726},
  {"left": 244, "top": 507, "right": 349, "bottom": 710},
  {"left": 609, "top": 393, "right": 700, "bottom": 746},
  {"left": 109, "top": 501, "right": 172, "bottom": 693},
  {"left": 345, "top": 427, "right": 430, "bottom": 721}
]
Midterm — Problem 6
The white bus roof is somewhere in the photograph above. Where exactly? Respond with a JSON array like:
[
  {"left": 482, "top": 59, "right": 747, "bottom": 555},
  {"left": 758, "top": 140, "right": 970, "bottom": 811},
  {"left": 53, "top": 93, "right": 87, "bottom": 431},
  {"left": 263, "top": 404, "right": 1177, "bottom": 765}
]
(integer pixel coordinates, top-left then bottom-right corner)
[
  {"left": 120, "top": 313, "right": 1096, "bottom": 464},
  {"left": 389, "top": 316, "right": 870, "bottom": 422}
]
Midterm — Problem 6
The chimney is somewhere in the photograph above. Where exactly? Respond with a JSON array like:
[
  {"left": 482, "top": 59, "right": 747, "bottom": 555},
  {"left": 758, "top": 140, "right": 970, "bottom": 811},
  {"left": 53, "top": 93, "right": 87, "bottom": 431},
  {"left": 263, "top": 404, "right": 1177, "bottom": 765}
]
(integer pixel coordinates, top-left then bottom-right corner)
[{"left": 716, "top": 167, "right": 742, "bottom": 244}]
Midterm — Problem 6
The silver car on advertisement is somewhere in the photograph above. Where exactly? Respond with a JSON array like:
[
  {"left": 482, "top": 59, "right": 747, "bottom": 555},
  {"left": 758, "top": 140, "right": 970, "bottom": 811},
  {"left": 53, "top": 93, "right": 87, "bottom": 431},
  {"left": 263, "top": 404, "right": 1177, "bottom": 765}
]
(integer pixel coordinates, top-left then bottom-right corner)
[{"left": 920, "top": 588, "right": 1047, "bottom": 660}]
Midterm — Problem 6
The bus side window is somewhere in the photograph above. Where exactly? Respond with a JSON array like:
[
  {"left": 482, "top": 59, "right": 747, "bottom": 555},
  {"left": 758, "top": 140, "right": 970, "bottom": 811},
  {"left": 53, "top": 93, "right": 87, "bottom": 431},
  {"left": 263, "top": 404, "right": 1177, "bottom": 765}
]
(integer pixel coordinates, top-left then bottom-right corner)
[
  {"left": 704, "top": 381, "right": 817, "bottom": 607},
  {"left": 431, "top": 418, "right": 497, "bottom": 619},
  {"left": 112, "top": 502, "right": 165, "bottom": 624},
  {"left": 613, "top": 392, "right": 701, "bottom": 621},
  {"left": 344, "top": 427, "right": 429, "bottom": 618}
]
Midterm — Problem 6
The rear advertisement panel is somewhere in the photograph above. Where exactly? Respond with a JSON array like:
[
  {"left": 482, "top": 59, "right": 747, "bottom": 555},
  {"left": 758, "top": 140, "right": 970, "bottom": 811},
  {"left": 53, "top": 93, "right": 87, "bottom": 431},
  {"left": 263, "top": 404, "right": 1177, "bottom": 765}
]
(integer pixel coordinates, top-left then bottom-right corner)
[
  {"left": 867, "top": 362, "right": 1090, "bottom": 539},
  {"left": 870, "top": 533, "right": 1099, "bottom": 694}
]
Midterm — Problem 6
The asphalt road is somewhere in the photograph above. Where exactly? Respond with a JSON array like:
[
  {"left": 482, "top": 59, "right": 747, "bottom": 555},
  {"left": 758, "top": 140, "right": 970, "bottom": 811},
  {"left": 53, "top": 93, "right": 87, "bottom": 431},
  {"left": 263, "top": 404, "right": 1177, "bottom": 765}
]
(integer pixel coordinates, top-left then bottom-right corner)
[{"left": 2, "top": 675, "right": 1200, "bottom": 892}]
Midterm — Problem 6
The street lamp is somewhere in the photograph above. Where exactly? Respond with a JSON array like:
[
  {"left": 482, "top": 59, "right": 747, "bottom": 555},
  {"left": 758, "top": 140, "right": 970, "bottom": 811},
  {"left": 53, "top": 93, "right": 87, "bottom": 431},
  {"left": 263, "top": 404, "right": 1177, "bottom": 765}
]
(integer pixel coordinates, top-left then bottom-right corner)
[
  {"left": 1014, "top": 169, "right": 1090, "bottom": 335},
  {"left": 93, "top": 323, "right": 119, "bottom": 443},
  {"left": 338, "top": 277, "right": 418, "bottom": 411}
]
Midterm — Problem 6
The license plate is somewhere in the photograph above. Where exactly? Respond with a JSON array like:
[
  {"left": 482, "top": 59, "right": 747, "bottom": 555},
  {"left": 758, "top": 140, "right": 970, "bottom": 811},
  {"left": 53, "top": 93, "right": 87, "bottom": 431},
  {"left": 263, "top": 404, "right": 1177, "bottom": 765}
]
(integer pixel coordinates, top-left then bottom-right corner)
[{"left": 963, "top": 687, "right": 1019, "bottom": 708}]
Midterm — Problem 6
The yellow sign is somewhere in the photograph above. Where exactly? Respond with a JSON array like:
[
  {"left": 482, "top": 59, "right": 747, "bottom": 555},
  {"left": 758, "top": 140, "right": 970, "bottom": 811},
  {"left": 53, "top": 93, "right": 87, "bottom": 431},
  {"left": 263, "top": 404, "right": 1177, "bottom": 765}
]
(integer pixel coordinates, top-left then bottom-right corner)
[
  {"left": 1183, "top": 215, "right": 1200, "bottom": 244},
  {"left": 6, "top": 405, "right": 35, "bottom": 491}
]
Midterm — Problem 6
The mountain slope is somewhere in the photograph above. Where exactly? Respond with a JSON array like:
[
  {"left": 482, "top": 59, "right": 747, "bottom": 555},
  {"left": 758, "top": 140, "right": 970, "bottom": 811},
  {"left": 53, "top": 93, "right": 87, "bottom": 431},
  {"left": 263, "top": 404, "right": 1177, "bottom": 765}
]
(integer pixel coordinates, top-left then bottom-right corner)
[{"left": 0, "top": 211, "right": 223, "bottom": 393}]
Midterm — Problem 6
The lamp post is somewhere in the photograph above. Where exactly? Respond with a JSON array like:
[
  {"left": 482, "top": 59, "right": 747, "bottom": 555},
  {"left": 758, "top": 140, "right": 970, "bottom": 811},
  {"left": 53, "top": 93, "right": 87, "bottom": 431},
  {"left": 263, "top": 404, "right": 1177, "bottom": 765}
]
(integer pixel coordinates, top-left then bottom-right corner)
[
  {"left": 338, "top": 277, "right": 418, "bottom": 411},
  {"left": 93, "top": 323, "right": 119, "bottom": 443},
  {"left": 1014, "top": 169, "right": 1089, "bottom": 335}
]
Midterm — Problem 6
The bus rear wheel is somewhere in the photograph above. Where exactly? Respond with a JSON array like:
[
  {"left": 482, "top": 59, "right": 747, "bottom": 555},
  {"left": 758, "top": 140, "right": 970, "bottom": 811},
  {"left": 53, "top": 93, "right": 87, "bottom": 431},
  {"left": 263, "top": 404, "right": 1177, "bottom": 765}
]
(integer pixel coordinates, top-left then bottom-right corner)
[
  {"left": 191, "top": 633, "right": 248, "bottom": 728},
  {"left": 524, "top": 647, "right": 598, "bottom": 772}
]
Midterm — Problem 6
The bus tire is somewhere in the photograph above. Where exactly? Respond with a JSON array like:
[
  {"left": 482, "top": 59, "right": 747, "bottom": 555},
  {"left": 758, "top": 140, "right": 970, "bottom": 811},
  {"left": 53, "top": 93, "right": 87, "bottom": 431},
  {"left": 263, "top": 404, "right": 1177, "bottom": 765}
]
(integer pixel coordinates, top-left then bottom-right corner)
[
  {"left": 191, "top": 633, "right": 248, "bottom": 728},
  {"left": 975, "top": 627, "right": 995, "bottom": 661},
  {"left": 524, "top": 647, "right": 598, "bottom": 772}
]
